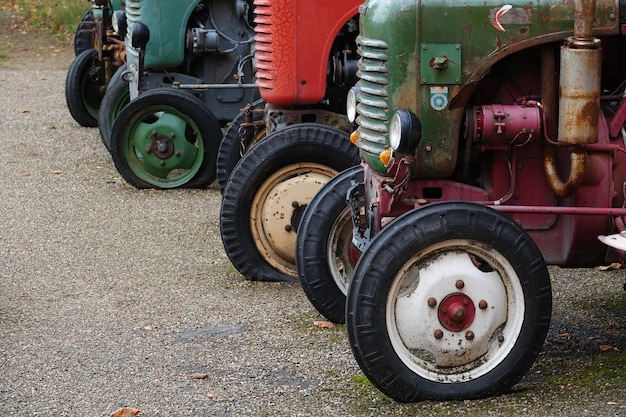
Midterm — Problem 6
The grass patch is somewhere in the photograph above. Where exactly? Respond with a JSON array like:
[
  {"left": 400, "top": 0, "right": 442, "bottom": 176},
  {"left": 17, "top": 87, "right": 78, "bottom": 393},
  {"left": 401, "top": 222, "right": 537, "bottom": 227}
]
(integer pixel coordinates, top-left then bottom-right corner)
[{"left": 1, "top": 0, "right": 87, "bottom": 44}]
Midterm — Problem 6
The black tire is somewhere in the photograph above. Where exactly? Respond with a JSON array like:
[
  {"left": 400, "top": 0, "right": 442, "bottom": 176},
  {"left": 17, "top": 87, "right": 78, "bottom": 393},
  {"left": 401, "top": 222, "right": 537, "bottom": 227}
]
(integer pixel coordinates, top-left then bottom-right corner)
[
  {"left": 296, "top": 165, "right": 363, "bottom": 323},
  {"left": 65, "top": 48, "right": 106, "bottom": 127},
  {"left": 220, "top": 124, "right": 360, "bottom": 282},
  {"left": 98, "top": 64, "right": 130, "bottom": 151},
  {"left": 74, "top": 9, "right": 95, "bottom": 56},
  {"left": 110, "top": 88, "right": 223, "bottom": 189},
  {"left": 346, "top": 201, "right": 552, "bottom": 402},
  {"left": 216, "top": 99, "right": 266, "bottom": 194}
]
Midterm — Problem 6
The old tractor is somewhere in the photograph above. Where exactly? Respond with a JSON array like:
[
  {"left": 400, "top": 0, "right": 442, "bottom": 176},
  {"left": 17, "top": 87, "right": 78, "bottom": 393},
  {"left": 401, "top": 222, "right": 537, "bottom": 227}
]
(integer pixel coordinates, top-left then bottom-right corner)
[
  {"left": 103, "top": 0, "right": 259, "bottom": 189},
  {"left": 296, "top": 0, "right": 626, "bottom": 402},
  {"left": 218, "top": 0, "right": 363, "bottom": 282},
  {"left": 65, "top": 0, "right": 126, "bottom": 127}
]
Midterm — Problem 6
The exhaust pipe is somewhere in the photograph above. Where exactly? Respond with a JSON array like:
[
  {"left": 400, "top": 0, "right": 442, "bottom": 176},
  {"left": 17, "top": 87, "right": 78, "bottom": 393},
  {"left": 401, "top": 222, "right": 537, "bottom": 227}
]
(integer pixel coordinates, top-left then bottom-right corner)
[{"left": 543, "top": 0, "right": 601, "bottom": 198}]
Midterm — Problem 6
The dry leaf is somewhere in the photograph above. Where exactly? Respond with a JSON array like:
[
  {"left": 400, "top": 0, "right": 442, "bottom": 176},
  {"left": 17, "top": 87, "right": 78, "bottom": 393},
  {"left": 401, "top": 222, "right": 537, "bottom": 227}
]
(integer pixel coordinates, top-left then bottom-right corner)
[
  {"left": 188, "top": 373, "right": 208, "bottom": 379},
  {"left": 608, "top": 401, "right": 618, "bottom": 405},
  {"left": 598, "top": 262, "right": 622, "bottom": 271},
  {"left": 599, "top": 344, "right": 615, "bottom": 351},
  {"left": 207, "top": 393, "right": 218, "bottom": 399},
  {"left": 314, "top": 320, "right": 335, "bottom": 329},
  {"left": 108, "top": 407, "right": 141, "bottom": 417},
  {"left": 53, "top": 170, "right": 62, "bottom": 175},
  {"left": 21, "top": 109, "right": 30, "bottom": 113},
  {"left": 22, "top": 173, "right": 30, "bottom": 177}
]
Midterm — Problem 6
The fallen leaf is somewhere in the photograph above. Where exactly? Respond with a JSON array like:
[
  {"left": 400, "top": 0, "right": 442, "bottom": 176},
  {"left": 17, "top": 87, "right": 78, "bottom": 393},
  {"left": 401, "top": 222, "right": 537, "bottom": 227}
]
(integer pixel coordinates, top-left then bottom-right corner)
[
  {"left": 21, "top": 109, "right": 30, "bottom": 113},
  {"left": 608, "top": 401, "right": 618, "bottom": 405},
  {"left": 143, "top": 325, "right": 153, "bottom": 330},
  {"left": 22, "top": 173, "right": 30, "bottom": 177},
  {"left": 314, "top": 320, "right": 335, "bottom": 329},
  {"left": 599, "top": 344, "right": 615, "bottom": 351},
  {"left": 207, "top": 393, "right": 218, "bottom": 399},
  {"left": 53, "top": 170, "right": 62, "bottom": 175},
  {"left": 108, "top": 407, "right": 141, "bottom": 417},
  {"left": 188, "top": 373, "right": 208, "bottom": 379},
  {"left": 598, "top": 262, "right": 622, "bottom": 271}
]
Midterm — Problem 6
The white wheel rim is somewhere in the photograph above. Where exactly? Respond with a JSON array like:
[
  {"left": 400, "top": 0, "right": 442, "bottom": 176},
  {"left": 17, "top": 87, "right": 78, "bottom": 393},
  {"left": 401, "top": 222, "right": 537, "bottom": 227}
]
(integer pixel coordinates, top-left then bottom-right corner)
[{"left": 386, "top": 239, "right": 525, "bottom": 382}]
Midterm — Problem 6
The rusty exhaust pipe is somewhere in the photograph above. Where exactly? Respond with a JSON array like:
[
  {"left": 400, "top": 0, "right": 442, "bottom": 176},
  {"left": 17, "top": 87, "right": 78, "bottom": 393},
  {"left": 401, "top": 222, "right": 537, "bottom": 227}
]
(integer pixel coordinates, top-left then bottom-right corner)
[{"left": 543, "top": 0, "right": 601, "bottom": 198}]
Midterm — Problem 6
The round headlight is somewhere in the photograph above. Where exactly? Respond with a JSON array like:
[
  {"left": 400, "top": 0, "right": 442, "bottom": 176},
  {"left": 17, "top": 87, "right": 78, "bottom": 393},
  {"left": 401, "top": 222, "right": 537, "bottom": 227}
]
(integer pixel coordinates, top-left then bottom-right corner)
[
  {"left": 130, "top": 22, "right": 150, "bottom": 49},
  {"left": 112, "top": 10, "right": 127, "bottom": 36},
  {"left": 346, "top": 87, "right": 359, "bottom": 123},
  {"left": 389, "top": 109, "right": 422, "bottom": 155}
]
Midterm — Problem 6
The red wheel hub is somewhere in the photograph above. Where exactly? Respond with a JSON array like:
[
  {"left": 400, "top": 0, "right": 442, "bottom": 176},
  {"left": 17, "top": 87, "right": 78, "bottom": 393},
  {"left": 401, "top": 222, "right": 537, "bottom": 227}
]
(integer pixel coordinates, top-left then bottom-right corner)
[{"left": 438, "top": 293, "right": 476, "bottom": 331}]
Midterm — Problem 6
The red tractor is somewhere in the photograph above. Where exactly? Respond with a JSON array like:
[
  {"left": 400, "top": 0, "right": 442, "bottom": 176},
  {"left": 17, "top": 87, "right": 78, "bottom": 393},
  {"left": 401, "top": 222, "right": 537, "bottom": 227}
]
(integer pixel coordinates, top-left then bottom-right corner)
[
  {"left": 296, "top": 0, "right": 626, "bottom": 402},
  {"left": 218, "top": 0, "right": 362, "bottom": 282}
]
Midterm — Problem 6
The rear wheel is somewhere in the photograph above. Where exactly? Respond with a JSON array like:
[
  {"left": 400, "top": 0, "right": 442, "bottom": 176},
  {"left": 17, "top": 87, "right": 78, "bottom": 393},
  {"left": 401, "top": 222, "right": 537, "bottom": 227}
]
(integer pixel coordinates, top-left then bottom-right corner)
[
  {"left": 220, "top": 124, "right": 359, "bottom": 282},
  {"left": 346, "top": 202, "right": 552, "bottom": 402},
  {"left": 98, "top": 64, "right": 130, "bottom": 151},
  {"left": 296, "top": 165, "right": 363, "bottom": 323},
  {"left": 110, "top": 89, "right": 222, "bottom": 189},
  {"left": 65, "top": 48, "right": 105, "bottom": 127}
]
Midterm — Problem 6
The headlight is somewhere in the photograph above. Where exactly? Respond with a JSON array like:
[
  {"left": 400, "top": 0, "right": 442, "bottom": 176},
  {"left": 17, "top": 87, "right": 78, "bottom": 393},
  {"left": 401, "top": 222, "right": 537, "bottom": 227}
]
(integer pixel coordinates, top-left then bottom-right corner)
[
  {"left": 346, "top": 87, "right": 359, "bottom": 123},
  {"left": 130, "top": 22, "right": 150, "bottom": 49},
  {"left": 112, "top": 10, "right": 127, "bottom": 37},
  {"left": 389, "top": 109, "right": 422, "bottom": 155}
]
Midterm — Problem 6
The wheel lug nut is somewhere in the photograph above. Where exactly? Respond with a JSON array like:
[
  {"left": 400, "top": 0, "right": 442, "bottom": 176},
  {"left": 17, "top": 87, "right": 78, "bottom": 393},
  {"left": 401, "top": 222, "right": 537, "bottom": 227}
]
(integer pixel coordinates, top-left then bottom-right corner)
[
  {"left": 427, "top": 297, "right": 437, "bottom": 308},
  {"left": 455, "top": 280, "right": 465, "bottom": 289},
  {"left": 170, "top": 132, "right": 176, "bottom": 138},
  {"left": 284, "top": 224, "right": 292, "bottom": 232},
  {"left": 160, "top": 160, "right": 165, "bottom": 166},
  {"left": 292, "top": 201, "right": 300, "bottom": 208},
  {"left": 151, "top": 130, "right": 157, "bottom": 138},
  {"left": 465, "top": 331, "right": 474, "bottom": 341},
  {"left": 498, "top": 335, "right": 505, "bottom": 343},
  {"left": 176, "top": 151, "right": 182, "bottom": 157},
  {"left": 479, "top": 300, "right": 488, "bottom": 309},
  {"left": 434, "top": 329, "right": 444, "bottom": 339}
]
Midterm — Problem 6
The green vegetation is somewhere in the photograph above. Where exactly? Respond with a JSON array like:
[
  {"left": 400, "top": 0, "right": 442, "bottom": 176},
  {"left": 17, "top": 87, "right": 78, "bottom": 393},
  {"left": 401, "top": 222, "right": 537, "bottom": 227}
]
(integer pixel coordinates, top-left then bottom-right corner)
[{"left": 1, "top": 0, "right": 86, "bottom": 43}]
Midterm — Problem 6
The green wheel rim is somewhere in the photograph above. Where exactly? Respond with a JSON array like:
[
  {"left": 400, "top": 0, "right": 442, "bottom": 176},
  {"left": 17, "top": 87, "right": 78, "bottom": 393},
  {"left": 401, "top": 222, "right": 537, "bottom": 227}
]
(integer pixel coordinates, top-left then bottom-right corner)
[{"left": 121, "top": 105, "right": 205, "bottom": 188}]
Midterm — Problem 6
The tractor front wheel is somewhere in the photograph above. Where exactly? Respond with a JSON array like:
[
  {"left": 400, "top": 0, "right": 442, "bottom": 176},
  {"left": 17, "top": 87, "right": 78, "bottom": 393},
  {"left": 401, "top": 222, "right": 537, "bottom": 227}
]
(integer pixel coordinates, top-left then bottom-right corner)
[
  {"left": 98, "top": 64, "right": 130, "bottom": 151},
  {"left": 109, "top": 88, "right": 222, "bottom": 189},
  {"left": 216, "top": 99, "right": 266, "bottom": 194},
  {"left": 296, "top": 165, "right": 363, "bottom": 323},
  {"left": 346, "top": 202, "right": 552, "bottom": 402},
  {"left": 65, "top": 48, "right": 105, "bottom": 127},
  {"left": 220, "top": 124, "right": 359, "bottom": 282}
]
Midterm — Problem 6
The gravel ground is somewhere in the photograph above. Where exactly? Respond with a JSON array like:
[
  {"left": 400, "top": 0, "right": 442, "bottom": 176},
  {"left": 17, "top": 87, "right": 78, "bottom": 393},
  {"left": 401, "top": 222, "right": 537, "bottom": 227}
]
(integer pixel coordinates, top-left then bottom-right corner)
[{"left": 1, "top": 17, "right": 626, "bottom": 417}]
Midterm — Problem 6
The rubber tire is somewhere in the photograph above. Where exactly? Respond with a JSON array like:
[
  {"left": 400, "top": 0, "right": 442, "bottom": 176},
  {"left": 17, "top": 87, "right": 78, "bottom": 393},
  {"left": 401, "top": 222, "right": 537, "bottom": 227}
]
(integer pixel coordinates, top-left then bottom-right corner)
[
  {"left": 220, "top": 124, "right": 360, "bottom": 282},
  {"left": 346, "top": 201, "right": 552, "bottom": 402},
  {"left": 65, "top": 48, "right": 105, "bottom": 127},
  {"left": 110, "top": 88, "right": 222, "bottom": 189},
  {"left": 98, "top": 64, "right": 130, "bottom": 151},
  {"left": 74, "top": 10, "right": 95, "bottom": 56},
  {"left": 296, "top": 165, "right": 363, "bottom": 323},
  {"left": 216, "top": 99, "right": 266, "bottom": 194}
]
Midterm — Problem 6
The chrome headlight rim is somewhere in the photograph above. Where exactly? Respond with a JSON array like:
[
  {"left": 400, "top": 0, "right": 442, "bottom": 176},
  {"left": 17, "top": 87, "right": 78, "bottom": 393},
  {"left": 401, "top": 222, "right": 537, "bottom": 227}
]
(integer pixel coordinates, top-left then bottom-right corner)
[
  {"left": 346, "top": 87, "right": 359, "bottom": 123},
  {"left": 389, "top": 109, "right": 422, "bottom": 155},
  {"left": 112, "top": 10, "right": 127, "bottom": 37}
]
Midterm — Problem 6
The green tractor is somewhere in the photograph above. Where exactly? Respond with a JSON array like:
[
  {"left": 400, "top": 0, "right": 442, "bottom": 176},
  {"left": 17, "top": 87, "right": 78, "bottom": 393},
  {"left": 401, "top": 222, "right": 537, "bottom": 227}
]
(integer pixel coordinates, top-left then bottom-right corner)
[
  {"left": 65, "top": 0, "right": 126, "bottom": 127},
  {"left": 102, "top": 0, "right": 259, "bottom": 189}
]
